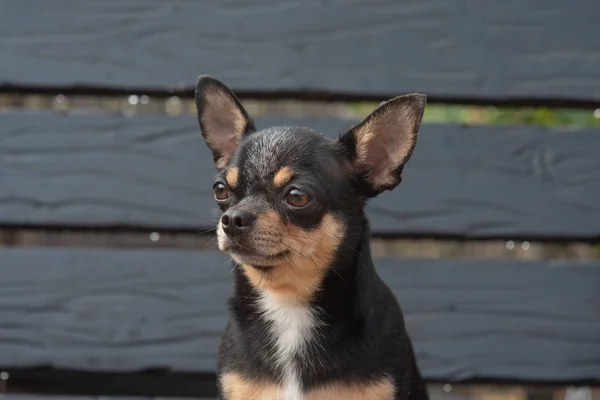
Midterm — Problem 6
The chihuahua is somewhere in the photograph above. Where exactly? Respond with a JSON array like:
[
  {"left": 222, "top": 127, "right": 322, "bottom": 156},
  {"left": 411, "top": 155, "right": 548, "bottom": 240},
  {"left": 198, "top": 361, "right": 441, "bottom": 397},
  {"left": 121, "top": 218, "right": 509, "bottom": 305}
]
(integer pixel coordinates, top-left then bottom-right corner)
[{"left": 195, "top": 76, "right": 428, "bottom": 400}]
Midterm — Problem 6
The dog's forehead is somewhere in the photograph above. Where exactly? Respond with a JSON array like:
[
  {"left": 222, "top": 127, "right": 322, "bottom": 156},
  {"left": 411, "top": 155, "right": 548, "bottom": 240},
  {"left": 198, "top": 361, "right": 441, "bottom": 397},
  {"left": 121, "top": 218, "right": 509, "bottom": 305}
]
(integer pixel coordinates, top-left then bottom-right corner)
[{"left": 238, "top": 126, "right": 330, "bottom": 178}]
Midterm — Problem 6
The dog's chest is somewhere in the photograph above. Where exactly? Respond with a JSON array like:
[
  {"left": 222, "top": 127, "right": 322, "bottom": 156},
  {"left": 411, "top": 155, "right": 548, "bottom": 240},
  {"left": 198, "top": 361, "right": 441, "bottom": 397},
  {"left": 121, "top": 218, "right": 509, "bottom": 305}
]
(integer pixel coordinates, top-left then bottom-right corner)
[{"left": 257, "top": 293, "right": 318, "bottom": 400}]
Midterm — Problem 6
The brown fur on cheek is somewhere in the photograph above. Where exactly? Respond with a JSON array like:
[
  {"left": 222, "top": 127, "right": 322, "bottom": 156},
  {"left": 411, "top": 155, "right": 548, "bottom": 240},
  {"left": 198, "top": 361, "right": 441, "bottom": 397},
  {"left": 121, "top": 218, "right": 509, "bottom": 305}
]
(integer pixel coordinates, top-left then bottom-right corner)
[
  {"left": 220, "top": 371, "right": 281, "bottom": 399},
  {"left": 241, "top": 211, "right": 344, "bottom": 303}
]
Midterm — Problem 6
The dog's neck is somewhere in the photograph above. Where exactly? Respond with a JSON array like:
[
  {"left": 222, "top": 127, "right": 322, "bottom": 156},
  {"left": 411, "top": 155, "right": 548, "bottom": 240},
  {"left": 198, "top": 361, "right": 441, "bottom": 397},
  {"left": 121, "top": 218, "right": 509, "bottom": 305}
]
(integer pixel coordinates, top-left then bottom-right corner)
[
  {"left": 313, "top": 213, "right": 379, "bottom": 318},
  {"left": 226, "top": 213, "right": 384, "bottom": 398}
]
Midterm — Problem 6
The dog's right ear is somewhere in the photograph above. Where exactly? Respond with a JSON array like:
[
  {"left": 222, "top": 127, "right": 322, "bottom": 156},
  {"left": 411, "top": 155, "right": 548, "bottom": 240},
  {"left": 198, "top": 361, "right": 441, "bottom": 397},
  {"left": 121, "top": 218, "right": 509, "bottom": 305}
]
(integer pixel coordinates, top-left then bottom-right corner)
[
  {"left": 195, "top": 75, "right": 256, "bottom": 169},
  {"left": 338, "top": 93, "right": 426, "bottom": 197}
]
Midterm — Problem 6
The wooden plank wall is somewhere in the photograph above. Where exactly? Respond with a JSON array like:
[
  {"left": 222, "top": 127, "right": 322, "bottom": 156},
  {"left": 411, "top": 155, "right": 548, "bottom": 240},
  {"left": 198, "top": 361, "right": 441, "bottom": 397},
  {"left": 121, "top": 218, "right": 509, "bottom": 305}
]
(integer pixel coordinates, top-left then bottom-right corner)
[
  {"left": 9, "top": 386, "right": 598, "bottom": 400},
  {"left": 0, "top": 1, "right": 599, "bottom": 106},
  {"left": 1, "top": 247, "right": 599, "bottom": 383},
  {"left": 2, "top": 111, "right": 599, "bottom": 241},
  {"left": 1, "top": 0, "right": 600, "bottom": 399}
]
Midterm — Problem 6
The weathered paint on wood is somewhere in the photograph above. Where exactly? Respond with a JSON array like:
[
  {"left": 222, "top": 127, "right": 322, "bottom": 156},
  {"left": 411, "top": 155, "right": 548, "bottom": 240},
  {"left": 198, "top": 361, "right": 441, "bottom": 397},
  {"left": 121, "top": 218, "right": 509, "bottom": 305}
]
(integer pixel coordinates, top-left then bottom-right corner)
[
  {"left": 4, "top": 368, "right": 217, "bottom": 398},
  {"left": 0, "top": 387, "right": 495, "bottom": 400},
  {"left": 1, "top": 111, "right": 600, "bottom": 241},
  {"left": 0, "top": 387, "right": 482, "bottom": 400},
  {"left": 2, "top": 397, "right": 153, "bottom": 400},
  {"left": 0, "top": 0, "right": 599, "bottom": 101},
  {"left": 1, "top": 247, "right": 599, "bottom": 383}
]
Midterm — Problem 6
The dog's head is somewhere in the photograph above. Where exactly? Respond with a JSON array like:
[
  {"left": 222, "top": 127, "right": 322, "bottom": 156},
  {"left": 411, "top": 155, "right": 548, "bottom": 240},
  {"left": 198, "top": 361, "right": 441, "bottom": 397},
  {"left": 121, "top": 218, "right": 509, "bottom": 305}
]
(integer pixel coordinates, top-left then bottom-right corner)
[{"left": 195, "top": 76, "right": 426, "bottom": 302}]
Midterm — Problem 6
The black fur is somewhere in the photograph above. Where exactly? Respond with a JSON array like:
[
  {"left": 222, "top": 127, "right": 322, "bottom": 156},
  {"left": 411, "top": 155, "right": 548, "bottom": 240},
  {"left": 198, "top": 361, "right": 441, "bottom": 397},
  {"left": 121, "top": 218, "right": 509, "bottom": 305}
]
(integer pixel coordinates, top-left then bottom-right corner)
[{"left": 195, "top": 75, "right": 428, "bottom": 400}]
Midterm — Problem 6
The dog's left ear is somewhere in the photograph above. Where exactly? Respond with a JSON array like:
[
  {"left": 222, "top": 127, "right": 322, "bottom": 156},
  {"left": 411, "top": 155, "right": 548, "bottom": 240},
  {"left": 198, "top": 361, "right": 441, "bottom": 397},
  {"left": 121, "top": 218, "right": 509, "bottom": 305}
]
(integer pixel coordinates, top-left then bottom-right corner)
[
  {"left": 339, "top": 93, "right": 426, "bottom": 196},
  {"left": 195, "top": 75, "right": 256, "bottom": 169}
]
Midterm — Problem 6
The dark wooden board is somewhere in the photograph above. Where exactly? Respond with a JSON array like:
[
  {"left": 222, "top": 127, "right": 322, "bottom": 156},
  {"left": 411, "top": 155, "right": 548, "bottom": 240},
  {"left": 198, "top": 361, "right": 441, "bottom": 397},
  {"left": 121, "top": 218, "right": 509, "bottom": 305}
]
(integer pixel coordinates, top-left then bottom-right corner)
[
  {"left": 3, "top": 395, "right": 209, "bottom": 400},
  {"left": 0, "top": 386, "right": 475, "bottom": 400},
  {"left": 1, "top": 0, "right": 599, "bottom": 103},
  {"left": 2, "top": 111, "right": 600, "bottom": 241},
  {"left": 4, "top": 369, "right": 217, "bottom": 398},
  {"left": 2, "top": 397, "right": 153, "bottom": 400},
  {"left": 1, "top": 247, "right": 599, "bottom": 384}
]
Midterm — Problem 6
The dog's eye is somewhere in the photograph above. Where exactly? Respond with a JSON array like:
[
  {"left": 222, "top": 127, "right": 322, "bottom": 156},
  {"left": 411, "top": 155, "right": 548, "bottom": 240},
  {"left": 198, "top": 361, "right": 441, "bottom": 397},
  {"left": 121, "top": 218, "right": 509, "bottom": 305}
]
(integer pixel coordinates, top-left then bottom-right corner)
[
  {"left": 285, "top": 188, "right": 310, "bottom": 208},
  {"left": 214, "top": 183, "right": 231, "bottom": 201}
]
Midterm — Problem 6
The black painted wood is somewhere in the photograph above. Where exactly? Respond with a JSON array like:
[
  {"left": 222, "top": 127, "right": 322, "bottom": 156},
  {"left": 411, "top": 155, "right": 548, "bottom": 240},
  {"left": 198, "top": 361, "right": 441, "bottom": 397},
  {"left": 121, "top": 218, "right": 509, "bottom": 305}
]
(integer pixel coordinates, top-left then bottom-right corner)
[
  {"left": 3, "top": 396, "right": 153, "bottom": 400},
  {"left": 1, "top": 247, "right": 599, "bottom": 384},
  {"left": 4, "top": 369, "right": 217, "bottom": 398},
  {"left": 1, "top": 0, "right": 599, "bottom": 103},
  {"left": 2, "top": 394, "right": 151, "bottom": 400},
  {"left": 1, "top": 111, "right": 600, "bottom": 241},
  {"left": 3, "top": 395, "right": 210, "bottom": 400},
  {"left": 0, "top": 386, "right": 472, "bottom": 400}
]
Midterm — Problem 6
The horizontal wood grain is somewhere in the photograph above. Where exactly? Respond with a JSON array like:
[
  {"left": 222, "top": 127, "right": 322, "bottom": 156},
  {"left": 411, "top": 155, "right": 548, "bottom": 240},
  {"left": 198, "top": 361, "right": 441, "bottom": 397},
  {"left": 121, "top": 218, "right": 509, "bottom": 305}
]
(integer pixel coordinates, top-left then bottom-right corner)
[
  {"left": 3, "top": 397, "right": 208, "bottom": 400},
  {"left": 1, "top": 111, "right": 600, "bottom": 241},
  {"left": 0, "top": 397, "right": 152, "bottom": 400},
  {"left": 1, "top": 247, "right": 599, "bottom": 383},
  {"left": 4, "top": 369, "right": 217, "bottom": 398},
  {"left": 0, "top": 0, "right": 599, "bottom": 103},
  {"left": 0, "top": 386, "right": 520, "bottom": 400},
  {"left": 0, "top": 384, "right": 485, "bottom": 400}
]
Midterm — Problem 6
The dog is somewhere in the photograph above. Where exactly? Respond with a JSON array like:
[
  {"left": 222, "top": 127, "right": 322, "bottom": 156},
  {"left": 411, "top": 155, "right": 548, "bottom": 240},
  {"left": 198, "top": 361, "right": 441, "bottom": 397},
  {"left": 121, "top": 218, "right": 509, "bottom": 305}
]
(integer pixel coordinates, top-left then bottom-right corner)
[{"left": 195, "top": 75, "right": 428, "bottom": 400}]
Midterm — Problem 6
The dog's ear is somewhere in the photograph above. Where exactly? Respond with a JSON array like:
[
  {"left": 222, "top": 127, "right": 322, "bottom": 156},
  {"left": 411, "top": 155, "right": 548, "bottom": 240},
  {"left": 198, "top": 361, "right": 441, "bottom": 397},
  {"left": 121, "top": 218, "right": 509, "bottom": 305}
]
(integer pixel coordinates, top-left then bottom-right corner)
[
  {"left": 195, "top": 75, "right": 256, "bottom": 169},
  {"left": 339, "top": 93, "right": 426, "bottom": 196}
]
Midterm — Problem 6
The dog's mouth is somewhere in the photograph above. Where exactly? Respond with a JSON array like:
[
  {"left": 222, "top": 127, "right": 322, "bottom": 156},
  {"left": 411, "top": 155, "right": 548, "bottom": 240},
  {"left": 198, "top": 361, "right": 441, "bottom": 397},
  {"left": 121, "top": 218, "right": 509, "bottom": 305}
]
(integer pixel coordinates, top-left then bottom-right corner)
[
  {"left": 251, "top": 264, "right": 276, "bottom": 272},
  {"left": 226, "top": 243, "right": 289, "bottom": 269}
]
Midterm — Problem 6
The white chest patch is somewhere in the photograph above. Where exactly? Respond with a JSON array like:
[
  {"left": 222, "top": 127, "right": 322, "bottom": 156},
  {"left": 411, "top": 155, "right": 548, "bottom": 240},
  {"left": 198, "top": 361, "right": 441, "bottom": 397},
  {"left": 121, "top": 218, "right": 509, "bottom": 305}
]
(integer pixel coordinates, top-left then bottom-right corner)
[{"left": 258, "top": 292, "right": 318, "bottom": 400}]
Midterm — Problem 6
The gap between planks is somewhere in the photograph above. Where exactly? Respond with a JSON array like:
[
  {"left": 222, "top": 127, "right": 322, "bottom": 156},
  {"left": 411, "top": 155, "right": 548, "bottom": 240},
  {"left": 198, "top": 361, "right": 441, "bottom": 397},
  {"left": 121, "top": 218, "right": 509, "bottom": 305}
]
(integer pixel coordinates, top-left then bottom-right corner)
[
  {"left": 1, "top": 94, "right": 599, "bottom": 126},
  {"left": 0, "top": 228, "right": 597, "bottom": 261},
  {"left": 1, "top": 86, "right": 600, "bottom": 110}
]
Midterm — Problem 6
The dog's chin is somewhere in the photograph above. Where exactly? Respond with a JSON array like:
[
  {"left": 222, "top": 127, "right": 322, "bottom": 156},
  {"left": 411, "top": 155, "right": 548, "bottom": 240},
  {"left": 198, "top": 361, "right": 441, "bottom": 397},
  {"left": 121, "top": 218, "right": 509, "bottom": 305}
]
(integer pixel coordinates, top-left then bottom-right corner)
[
  {"left": 221, "top": 243, "right": 289, "bottom": 271},
  {"left": 231, "top": 251, "right": 289, "bottom": 270}
]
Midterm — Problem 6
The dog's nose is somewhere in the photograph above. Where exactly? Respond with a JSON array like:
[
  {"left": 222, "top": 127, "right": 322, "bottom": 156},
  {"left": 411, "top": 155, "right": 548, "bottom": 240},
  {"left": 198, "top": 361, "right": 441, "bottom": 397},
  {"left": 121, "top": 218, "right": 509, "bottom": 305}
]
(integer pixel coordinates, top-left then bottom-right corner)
[{"left": 221, "top": 210, "right": 255, "bottom": 236}]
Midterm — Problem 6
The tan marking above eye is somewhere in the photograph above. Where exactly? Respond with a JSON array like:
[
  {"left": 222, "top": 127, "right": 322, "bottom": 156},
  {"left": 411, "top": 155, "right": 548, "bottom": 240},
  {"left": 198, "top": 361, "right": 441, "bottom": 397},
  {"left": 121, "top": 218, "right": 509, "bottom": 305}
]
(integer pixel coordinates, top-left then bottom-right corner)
[
  {"left": 225, "top": 167, "right": 239, "bottom": 189},
  {"left": 273, "top": 166, "right": 294, "bottom": 187}
]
